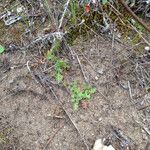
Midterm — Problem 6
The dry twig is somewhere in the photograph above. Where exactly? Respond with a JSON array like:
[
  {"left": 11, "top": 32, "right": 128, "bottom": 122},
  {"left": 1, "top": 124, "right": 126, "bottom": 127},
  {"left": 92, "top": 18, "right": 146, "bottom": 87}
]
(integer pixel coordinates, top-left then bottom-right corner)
[{"left": 58, "top": 0, "right": 70, "bottom": 29}]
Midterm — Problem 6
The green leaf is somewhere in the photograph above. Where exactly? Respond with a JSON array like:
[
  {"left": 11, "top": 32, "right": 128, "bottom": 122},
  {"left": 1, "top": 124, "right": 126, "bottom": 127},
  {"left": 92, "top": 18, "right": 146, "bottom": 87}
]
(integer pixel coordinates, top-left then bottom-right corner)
[
  {"left": 0, "top": 45, "right": 5, "bottom": 54},
  {"left": 55, "top": 72, "right": 63, "bottom": 83},
  {"left": 69, "top": 82, "right": 96, "bottom": 110},
  {"left": 47, "top": 50, "right": 56, "bottom": 61},
  {"left": 73, "top": 102, "right": 79, "bottom": 110},
  {"left": 70, "top": 0, "right": 78, "bottom": 25},
  {"left": 89, "top": 87, "right": 96, "bottom": 94},
  {"left": 102, "top": 0, "right": 108, "bottom": 5},
  {"left": 51, "top": 39, "right": 61, "bottom": 53}
]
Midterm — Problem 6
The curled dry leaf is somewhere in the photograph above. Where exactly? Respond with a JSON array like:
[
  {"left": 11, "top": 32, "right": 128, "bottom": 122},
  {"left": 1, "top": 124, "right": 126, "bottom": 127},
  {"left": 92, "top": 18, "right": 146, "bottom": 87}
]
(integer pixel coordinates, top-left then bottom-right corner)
[
  {"left": 80, "top": 100, "right": 89, "bottom": 109},
  {"left": 86, "top": 4, "right": 90, "bottom": 13}
]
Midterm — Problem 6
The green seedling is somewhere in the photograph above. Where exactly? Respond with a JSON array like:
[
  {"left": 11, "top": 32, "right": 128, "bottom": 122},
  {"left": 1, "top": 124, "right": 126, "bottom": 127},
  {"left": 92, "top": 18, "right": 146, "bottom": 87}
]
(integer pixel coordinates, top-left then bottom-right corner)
[
  {"left": 47, "top": 39, "right": 61, "bottom": 60},
  {"left": 70, "top": 82, "right": 96, "bottom": 110},
  {"left": 70, "top": 0, "right": 78, "bottom": 25},
  {"left": 51, "top": 39, "right": 61, "bottom": 53},
  {"left": 47, "top": 50, "right": 57, "bottom": 61},
  {"left": 54, "top": 59, "right": 69, "bottom": 83},
  {"left": 102, "top": 0, "right": 108, "bottom": 5},
  {"left": 46, "top": 38, "right": 69, "bottom": 83},
  {"left": 131, "top": 19, "right": 143, "bottom": 31},
  {"left": 0, "top": 45, "right": 5, "bottom": 54}
]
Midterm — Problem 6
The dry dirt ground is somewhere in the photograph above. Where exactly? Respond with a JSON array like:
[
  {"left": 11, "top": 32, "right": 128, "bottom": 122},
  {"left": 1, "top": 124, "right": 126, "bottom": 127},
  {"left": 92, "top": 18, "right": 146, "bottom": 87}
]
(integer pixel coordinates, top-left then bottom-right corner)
[
  {"left": 0, "top": 34, "right": 149, "bottom": 150},
  {"left": 0, "top": 1, "right": 150, "bottom": 150}
]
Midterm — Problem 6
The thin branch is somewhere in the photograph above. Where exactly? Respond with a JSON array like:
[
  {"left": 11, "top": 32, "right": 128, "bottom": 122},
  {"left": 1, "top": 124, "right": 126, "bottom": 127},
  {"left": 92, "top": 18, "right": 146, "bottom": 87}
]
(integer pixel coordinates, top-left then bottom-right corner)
[
  {"left": 26, "top": 61, "right": 39, "bottom": 84},
  {"left": 75, "top": 53, "right": 89, "bottom": 83},
  {"left": 58, "top": 0, "right": 70, "bottom": 29},
  {"left": 128, "top": 81, "right": 133, "bottom": 100}
]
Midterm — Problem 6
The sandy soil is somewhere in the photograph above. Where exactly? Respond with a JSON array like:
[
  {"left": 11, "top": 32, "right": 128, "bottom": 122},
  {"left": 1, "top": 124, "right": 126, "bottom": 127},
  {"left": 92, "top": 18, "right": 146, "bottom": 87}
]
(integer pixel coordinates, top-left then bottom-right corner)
[
  {"left": 0, "top": 35, "right": 149, "bottom": 150},
  {"left": 0, "top": 1, "right": 150, "bottom": 150}
]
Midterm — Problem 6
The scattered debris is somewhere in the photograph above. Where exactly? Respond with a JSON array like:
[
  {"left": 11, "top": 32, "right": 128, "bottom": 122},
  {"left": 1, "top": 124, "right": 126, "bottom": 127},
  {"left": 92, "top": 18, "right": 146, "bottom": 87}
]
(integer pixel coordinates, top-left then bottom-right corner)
[
  {"left": 0, "top": 11, "right": 22, "bottom": 26},
  {"left": 110, "top": 126, "right": 136, "bottom": 149}
]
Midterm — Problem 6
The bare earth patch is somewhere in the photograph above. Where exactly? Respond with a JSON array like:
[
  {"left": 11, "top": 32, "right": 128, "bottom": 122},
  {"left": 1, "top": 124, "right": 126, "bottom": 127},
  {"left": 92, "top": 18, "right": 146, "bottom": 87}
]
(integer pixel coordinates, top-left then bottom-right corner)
[{"left": 0, "top": 34, "right": 149, "bottom": 150}]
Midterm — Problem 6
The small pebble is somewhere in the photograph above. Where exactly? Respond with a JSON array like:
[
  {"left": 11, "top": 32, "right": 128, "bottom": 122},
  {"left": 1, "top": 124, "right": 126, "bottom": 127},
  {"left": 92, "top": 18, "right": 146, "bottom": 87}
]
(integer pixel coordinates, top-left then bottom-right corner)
[
  {"left": 16, "top": 7, "right": 23, "bottom": 13},
  {"left": 117, "top": 33, "right": 121, "bottom": 38},
  {"left": 9, "top": 79, "right": 14, "bottom": 84},
  {"left": 90, "top": 48, "right": 94, "bottom": 52},
  {"left": 95, "top": 76, "right": 99, "bottom": 80},
  {"left": 47, "top": 114, "right": 51, "bottom": 117},
  {"left": 98, "top": 118, "right": 102, "bottom": 121},
  {"left": 127, "top": 37, "right": 131, "bottom": 40},
  {"left": 145, "top": 46, "right": 150, "bottom": 51},
  {"left": 10, "top": 66, "right": 15, "bottom": 69},
  {"left": 97, "top": 69, "right": 104, "bottom": 75}
]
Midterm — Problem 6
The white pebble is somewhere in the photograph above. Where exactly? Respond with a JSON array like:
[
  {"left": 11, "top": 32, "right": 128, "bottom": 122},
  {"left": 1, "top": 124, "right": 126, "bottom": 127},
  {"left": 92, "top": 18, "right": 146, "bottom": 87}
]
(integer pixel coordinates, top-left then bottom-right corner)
[
  {"left": 95, "top": 76, "right": 99, "bottom": 80},
  {"left": 117, "top": 33, "right": 121, "bottom": 38},
  {"left": 127, "top": 37, "right": 131, "bottom": 40},
  {"left": 98, "top": 117, "right": 102, "bottom": 121},
  {"left": 145, "top": 46, "right": 150, "bottom": 51},
  {"left": 17, "top": 7, "right": 23, "bottom": 13},
  {"left": 97, "top": 69, "right": 104, "bottom": 75}
]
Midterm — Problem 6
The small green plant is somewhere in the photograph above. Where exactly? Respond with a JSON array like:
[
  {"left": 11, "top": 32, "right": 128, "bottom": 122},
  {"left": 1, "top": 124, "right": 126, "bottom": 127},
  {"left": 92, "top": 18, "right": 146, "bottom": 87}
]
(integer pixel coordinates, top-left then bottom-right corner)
[
  {"left": 47, "top": 39, "right": 61, "bottom": 61},
  {"left": 70, "top": 82, "right": 96, "bottom": 110},
  {"left": 131, "top": 19, "right": 143, "bottom": 31},
  {"left": 102, "top": 0, "right": 108, "bottom": 5},
  {"left": 70, "top": 0, "right": 78, "bottom": 25},
  {"left": 46, "top": 38, "right": 69, "bottom": 83},
  {"left": 54, "top": 59, "right": 69, "bottom": 83},
  {"left": 0, "top": 44, "right": 5, "bottom": 54},
  {"left": 0, "top": 132, "right": 6, "bottom": 143},
  {"left": 47, "top": 50, "right": 57, "bottom": 61},
  {"left": 51, "top": 39, "right": 61, "bottom": 53}
]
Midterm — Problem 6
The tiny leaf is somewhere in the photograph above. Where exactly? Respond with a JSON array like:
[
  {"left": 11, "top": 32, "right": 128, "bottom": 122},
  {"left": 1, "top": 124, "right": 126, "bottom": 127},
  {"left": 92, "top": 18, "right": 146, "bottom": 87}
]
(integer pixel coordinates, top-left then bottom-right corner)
[
  {"left": 55, "top": 72, "right": 63, "bottom": 83},
  {"left": 102, "top": 0, "right": 108, "bottom": 5},
  {"left": 0, "top": 45, "right": 5, "bottom": 54}
]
